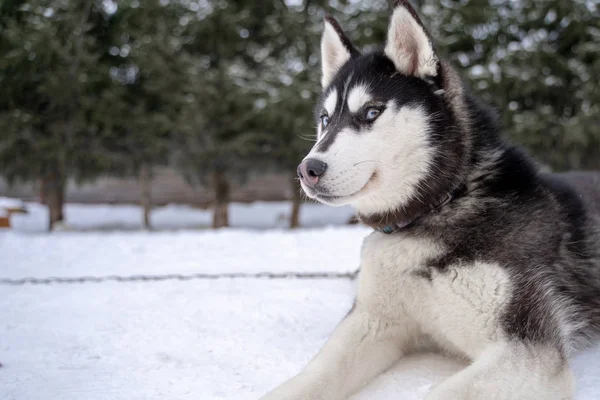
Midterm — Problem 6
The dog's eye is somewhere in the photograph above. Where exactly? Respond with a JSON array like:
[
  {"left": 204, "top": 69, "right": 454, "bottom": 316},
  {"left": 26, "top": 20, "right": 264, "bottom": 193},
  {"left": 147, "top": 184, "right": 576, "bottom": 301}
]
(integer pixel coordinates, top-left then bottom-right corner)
[
  {"left": 321, "top": 115, "right": 330, "bottom": 128},
  {"left": 365, "top": 108, "right": 381, "bottom": 121}
]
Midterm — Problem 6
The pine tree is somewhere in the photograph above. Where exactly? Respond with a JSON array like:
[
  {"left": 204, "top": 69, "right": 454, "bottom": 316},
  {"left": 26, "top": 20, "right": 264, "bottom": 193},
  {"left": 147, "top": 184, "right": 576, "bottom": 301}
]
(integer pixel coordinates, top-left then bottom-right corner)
[
  {"left": 420, "top": 0, "right": 600, "bottom": 170},
  {"left": 0, "top": 0, "right": 100, "bottom": 230},
  {"left": 173, "top": 0, "right": 287, "bottom": 228},
  {"left": 89, "top": 0, "right": 195, "bottom": 229}
]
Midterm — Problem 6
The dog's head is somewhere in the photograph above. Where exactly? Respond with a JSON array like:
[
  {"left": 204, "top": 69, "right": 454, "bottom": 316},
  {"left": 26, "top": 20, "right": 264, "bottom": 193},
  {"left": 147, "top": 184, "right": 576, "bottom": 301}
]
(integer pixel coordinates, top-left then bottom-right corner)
[{"left": 298, "top": 1, "right": 471, "bottom": 221}]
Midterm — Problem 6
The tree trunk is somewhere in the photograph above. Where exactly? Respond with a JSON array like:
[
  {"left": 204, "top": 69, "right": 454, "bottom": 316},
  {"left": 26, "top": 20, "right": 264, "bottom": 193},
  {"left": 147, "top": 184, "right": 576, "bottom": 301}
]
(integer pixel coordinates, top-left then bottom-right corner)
[
  {"left": 212, "top": 170, "right": 230, "bottom": 229},
  {"left": 42, "top": 173, "right": 65, "bottom": 232},
  {"left": 290, "top": 177, "right": 302, "bottom": 229},
  {"left": 57, "top": 184, "right": 64, "bottom": 222},
  {"left": 140, "top": 164, "right": 152, "bottom": 230}
]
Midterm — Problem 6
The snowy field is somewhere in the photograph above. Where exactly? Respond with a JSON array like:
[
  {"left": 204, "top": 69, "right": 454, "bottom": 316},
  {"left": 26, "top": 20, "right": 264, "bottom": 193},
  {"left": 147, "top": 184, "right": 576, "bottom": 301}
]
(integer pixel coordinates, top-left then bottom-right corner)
[
  {"left": 2, "top": 202, "right": 600, "bottom": 400},
  {"left": 9, "top": 201, "right": 356, "bottom": 232}
]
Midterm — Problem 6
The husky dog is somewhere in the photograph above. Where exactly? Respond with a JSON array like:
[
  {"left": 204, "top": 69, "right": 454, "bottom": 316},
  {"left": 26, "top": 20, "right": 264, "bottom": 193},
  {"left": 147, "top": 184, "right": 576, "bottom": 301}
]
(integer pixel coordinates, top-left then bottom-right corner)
[{"left": 260, "top": 1, "right": 600, "bottom": 399}]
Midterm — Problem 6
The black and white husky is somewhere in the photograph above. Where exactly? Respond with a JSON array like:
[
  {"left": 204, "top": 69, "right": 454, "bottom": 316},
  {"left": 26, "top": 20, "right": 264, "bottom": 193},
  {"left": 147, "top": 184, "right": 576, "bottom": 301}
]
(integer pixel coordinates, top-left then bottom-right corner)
[{"left": 261, "top": 1, "right": 600, "bottom": 399}]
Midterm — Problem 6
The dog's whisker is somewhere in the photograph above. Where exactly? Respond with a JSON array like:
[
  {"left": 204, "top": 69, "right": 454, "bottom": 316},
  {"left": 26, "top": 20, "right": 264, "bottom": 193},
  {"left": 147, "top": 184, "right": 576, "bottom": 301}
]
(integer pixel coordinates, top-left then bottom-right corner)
[
  {"left": 353, "top": 160, "right": 382, "bottom": 166},
  {"left": 297, "top": 135, "right": 317, "bottom": 142}
]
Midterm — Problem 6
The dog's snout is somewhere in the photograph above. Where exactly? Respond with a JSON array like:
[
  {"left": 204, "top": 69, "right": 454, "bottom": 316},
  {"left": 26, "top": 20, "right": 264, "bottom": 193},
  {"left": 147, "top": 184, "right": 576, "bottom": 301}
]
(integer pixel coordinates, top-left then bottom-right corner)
[{"left": 297, "top": 158, "right": 328, "bottom": 187}]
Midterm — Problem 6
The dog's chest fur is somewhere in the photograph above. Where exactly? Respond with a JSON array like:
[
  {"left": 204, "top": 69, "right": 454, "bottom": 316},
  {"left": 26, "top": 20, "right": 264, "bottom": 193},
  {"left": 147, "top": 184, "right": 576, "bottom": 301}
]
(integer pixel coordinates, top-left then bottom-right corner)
[{"left": 357, "top": 231, "right": 512, "bottom": 360}]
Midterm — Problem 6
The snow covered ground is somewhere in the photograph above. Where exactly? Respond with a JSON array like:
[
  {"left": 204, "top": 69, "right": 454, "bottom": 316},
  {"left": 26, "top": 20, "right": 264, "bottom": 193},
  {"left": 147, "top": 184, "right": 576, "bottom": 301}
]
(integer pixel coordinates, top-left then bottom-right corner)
[
  {"left": 1, "top": 227, "right": 368, "bottom": 279},
  {"left": 10, "top": 201, "right": 356, "bottom": 232},
  {"left": 2, "top": 202, "right": 600, "bottom": 399}
]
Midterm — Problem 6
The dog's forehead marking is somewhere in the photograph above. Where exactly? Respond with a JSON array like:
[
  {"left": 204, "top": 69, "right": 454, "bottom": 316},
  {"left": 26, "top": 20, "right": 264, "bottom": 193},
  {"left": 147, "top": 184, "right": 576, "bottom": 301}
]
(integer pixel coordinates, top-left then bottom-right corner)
[
  {"left": 340, "top": 72, "right": 354, "bottom": 113},
  {"left": 347, "top": 84, "right": 372, "bottom": 113},
  {"left": 324, "top": 89, "right": 338, "bottom": 116}
]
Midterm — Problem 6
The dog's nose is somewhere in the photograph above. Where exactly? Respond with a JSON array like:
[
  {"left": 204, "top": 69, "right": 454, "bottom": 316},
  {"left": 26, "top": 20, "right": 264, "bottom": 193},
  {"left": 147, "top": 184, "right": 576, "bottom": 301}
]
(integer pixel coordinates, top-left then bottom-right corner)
[{"left": 297, "top": 158, "right": 328, "bottom": 187}]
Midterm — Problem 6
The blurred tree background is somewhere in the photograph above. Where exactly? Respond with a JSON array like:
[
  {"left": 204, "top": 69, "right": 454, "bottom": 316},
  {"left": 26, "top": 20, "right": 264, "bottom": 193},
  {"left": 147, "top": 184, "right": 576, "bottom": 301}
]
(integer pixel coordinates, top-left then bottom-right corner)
[{"left": 0, "top": 0, "right": 598, "bottom": 230}]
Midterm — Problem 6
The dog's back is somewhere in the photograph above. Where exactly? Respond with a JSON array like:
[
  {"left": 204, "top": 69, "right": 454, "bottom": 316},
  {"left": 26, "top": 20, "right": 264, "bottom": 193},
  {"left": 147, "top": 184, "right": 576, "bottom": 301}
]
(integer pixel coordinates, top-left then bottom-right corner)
[{"left": 558, "top": 171, "right": 600, "bottom": 218}]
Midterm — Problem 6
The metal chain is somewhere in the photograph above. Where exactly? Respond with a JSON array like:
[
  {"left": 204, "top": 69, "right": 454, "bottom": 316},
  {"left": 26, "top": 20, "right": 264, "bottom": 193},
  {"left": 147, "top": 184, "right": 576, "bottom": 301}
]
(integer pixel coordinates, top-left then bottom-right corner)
[{"left": 0, "top": 270, "right": 359, "bottom": 286}]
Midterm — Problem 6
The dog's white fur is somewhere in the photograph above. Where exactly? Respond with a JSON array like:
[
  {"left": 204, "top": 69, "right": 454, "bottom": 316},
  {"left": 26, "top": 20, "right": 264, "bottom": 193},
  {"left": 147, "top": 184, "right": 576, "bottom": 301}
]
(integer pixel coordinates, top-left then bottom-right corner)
[
  {"left": 346, "top": 84, "right": 372, "bottom": 113},
  {"left": 305, "top": 102, "right": 433, "bottom": 216},
  {"left": 323, "top": 89, "right": 338, "bottom": 118},
  {"left": 261, "top": 4, "right": 576, "bottom": 400},
  {"left": 321, "top": 20, "right": 352, "bottom": 87},
  {"left": 261, "top": 231, "right": 575, "bottom": 400}
]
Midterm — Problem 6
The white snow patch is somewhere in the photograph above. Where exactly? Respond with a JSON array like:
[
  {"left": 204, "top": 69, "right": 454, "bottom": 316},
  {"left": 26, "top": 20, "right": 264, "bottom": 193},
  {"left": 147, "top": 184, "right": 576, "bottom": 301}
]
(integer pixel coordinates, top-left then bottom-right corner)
[
  {"left": 10, "top": 201, "right": 356, "bottom": 232},
  {"left": 0, "top": 279, "right": 599, "bottom": 400},
  {"left": 0, "top": 196, "right": 25, "bottom": 210},
  {"left": 0, "top": 227, "right": 370, "bottom": 279}
]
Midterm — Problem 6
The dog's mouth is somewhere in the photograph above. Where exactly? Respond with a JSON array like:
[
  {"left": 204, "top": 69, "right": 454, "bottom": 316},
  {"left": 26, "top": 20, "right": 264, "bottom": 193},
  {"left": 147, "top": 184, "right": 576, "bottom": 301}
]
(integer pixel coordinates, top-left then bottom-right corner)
[{"left": 304, "top": 171, "right": 378, "bottom": 205}]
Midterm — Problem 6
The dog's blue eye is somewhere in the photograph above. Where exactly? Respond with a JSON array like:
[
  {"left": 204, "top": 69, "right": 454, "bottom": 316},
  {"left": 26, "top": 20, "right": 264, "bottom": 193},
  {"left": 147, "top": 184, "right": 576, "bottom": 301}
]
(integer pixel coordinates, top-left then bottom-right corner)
[
  {"left": 321, "top": 115, "right": 330, "bottom": 128},
  {"left": 365, "top": 108, "right": 381, "bottom": 121}
]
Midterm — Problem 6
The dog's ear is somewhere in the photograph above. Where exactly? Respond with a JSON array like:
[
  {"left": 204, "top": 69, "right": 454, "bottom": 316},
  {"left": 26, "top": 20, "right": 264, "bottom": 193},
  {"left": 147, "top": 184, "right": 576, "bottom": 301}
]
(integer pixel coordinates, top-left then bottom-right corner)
[
  {"left": 321, "top": 16, "right": 359, "bottom": 88},
  {"left": 384, "top": 0, "right": 438, "bottom": 78}
]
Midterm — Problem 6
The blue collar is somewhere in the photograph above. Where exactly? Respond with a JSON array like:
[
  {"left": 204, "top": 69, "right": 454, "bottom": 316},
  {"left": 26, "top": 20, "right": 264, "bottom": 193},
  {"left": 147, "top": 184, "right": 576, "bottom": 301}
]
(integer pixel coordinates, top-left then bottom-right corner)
[
  {"left": 381, "top": 225, "right": 395, "bottom": 234},
  {"left": 378, "top": 219, "right": 415, "bottom": 234}
]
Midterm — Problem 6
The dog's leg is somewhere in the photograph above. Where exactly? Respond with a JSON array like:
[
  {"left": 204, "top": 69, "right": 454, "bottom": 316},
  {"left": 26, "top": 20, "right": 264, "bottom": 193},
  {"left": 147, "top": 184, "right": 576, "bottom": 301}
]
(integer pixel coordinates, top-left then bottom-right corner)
[
  {"left": 425, "top": 342, "right": 575, "bottom": 400},
  {"left": 259, "top": 306, "right": 416, "bottom": 400}
]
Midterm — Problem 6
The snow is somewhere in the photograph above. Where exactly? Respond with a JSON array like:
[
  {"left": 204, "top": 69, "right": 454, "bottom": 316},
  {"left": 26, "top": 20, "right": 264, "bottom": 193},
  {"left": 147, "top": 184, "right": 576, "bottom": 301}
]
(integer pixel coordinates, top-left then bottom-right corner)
[
  {"left": 0, "top": 196, "right": 25, "bottom": 210},
  {"left": 2, "top": 202, "right": 600, "bottom": 399},
  {"left": 0, "top": 227, "right": 369, "bottom": 279},
  {"left": 10, "top": 201, "right": 356, "bottom": 232},
  {"left": 0, "top": 279, "right": 467, "bottom": 400}
]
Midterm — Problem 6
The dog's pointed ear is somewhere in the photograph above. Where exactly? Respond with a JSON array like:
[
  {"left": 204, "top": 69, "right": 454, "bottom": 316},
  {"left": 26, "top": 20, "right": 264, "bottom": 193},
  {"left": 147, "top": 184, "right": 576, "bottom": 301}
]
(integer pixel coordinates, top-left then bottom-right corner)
[
  {"left": 321, "top": 16, "right": 359, "bottom": 88},
  {"left": 384, "top": 0, "right": 438, "bottom": 78}
]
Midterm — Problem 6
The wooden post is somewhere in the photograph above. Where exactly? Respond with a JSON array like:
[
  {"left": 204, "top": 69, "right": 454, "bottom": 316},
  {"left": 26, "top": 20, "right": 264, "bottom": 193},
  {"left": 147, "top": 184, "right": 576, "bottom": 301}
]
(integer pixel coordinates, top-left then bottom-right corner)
[
  {"left": 212, "top": 169, "right": 230, "bottom": 229},
  {"left": 140, "top": 164, "right": 152, "bottom": 230},
  {"left": 290, "top": 176, "right": 302, "bottom": 229},
  {"left": 42, "top": 173, "right": 65, "bottom": 232}
]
